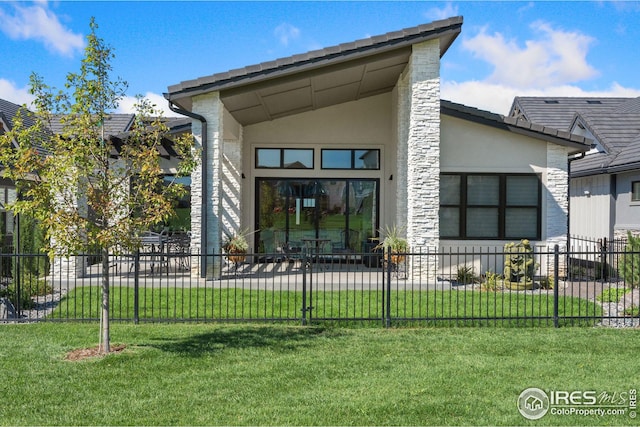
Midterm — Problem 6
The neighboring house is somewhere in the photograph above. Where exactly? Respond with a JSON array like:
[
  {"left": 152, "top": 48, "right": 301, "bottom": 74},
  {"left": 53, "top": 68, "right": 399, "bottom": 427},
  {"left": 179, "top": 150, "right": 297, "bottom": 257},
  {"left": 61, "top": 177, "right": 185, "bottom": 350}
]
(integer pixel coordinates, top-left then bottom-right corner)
[
  {"left": 0, "top": 98, "right": 42, "bottom": 250},
  {"left": 510, "top": 96, "right": 640, "bottom": 243},
  {"left": 164, "top": 16, "right": 590, "bottom": 279}
]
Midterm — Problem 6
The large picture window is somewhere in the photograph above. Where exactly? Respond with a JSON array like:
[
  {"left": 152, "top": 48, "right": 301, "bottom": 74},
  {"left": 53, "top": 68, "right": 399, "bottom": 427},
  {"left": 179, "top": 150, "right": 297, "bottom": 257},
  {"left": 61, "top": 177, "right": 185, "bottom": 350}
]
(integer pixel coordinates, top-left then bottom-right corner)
[{"left": 440, "top": 173, "right": 541, "bottom": 240}]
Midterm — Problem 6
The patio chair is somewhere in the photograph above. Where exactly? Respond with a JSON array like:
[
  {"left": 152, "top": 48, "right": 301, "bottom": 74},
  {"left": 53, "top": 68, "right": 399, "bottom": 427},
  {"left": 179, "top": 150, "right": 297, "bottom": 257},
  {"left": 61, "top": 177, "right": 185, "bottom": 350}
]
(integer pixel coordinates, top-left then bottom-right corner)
[{"left": 282, "top": 242, "right": 303, "bottom": 267}]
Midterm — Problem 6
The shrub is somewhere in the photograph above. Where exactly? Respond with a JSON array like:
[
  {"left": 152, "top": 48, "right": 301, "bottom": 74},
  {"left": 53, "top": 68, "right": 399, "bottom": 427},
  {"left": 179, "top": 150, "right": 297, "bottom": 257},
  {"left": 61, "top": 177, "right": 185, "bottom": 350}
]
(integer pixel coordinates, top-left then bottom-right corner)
[
  {"left": 618, "top": 232, "right": 640, "bottom": 288},
  {"left": 481, "top": 271, "right": 502, "bottom": 291},
  {"left": 0, "top": 277, "right": 51, "bottom": 310},
  {"left": 538, "top": 275, "right": 554, "bottom": 290},
  {"left": 596, "top": 287, "right": 631, "bottom": 303},
  {"left": 622, "top": 305, "right": 640, "bottom": 317},
  {"left": 456, "top": 265, "right": 478, "bottom": 284}
]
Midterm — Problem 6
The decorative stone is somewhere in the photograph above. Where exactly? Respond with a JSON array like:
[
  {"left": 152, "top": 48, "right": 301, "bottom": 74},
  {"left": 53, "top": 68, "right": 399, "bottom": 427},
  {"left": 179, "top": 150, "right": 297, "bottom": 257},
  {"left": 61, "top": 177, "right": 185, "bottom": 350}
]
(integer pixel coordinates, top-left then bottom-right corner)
[{"left": 0, "top": 297, "right": 17, "bottom": 319}]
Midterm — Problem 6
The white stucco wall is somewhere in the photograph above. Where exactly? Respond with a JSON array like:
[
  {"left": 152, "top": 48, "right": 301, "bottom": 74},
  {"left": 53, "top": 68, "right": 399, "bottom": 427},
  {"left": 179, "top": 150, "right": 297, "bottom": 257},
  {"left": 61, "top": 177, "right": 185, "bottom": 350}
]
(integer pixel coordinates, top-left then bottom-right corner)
[{"left": 440, "top": 115, "right": 570, "bottom": 248}]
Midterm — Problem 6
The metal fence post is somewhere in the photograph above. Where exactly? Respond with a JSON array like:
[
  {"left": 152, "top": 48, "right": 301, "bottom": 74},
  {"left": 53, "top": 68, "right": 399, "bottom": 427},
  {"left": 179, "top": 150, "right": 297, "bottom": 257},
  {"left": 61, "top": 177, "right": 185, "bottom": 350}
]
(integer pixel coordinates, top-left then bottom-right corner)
[
  {"left": 553, "top": 245, "right": 560, "bottom": 328},
  {"left": 134, "top": 250, "right": 140, "bottom": 324},
  {"left": 385, "top": 249, "right": 391, "bottom": 328},
  {"left": 301, "top": 253, "right": 307, "bottom": 326}
]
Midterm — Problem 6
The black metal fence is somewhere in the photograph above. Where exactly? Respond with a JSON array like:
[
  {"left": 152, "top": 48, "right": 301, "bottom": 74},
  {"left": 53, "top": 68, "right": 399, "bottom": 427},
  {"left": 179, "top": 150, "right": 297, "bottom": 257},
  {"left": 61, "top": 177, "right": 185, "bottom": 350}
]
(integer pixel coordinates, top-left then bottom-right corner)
[{"left": 1, "top": 242, "right": 639, "bottom": 327}]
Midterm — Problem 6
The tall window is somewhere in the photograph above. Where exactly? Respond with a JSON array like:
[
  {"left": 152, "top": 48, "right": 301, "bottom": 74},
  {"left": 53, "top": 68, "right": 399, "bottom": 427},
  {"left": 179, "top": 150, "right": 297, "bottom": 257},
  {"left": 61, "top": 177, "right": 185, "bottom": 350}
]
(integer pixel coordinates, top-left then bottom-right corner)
[{"left": 440, "top": 173, "right": 541, "bottom": 240}]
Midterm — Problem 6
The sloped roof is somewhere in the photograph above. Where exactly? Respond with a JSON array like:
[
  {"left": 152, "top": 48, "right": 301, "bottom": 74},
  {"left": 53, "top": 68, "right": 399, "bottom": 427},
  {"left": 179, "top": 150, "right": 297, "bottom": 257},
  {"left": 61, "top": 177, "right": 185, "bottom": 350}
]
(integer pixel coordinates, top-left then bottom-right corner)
[
  {"left": 0, "top": 98, "right": 50, "bottom": 155},
  {"left": 510, "top": 97, "right": 640, "bottom": 176},
  {"left": 442, "top": 100, "right": 590, "bottom": 154},
  {"left": 49, "top": 113, "right": 135, "bottom": 136},
  {"left": 165, "top": 17, "right": 463, "bottom": 125},
  {"left": 509, "top": 97, "right": 633, "bottom": 131}
]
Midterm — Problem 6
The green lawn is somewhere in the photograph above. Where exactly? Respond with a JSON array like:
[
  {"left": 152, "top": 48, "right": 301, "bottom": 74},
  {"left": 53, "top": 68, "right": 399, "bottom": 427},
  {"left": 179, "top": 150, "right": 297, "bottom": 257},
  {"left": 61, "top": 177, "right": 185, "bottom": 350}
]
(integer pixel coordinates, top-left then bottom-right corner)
[
  {"left": 0, "top": 324, "right": 637, "bottom": 425},
  {"left": 50, "top": 286, "right": 601, "bottom": 326}
]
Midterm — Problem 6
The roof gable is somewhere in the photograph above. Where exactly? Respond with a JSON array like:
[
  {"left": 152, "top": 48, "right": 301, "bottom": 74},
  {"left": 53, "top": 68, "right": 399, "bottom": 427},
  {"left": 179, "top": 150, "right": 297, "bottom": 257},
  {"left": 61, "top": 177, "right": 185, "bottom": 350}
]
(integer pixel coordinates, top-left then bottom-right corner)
[
  {"left": 166, "top": 17, "right": 463, "bottom": 125},
  {"left": 512, "top": 96, "right": 640, "bottom": 175},
  {"left": 442, "top": 100, "right": 590, "bottom": 154}
]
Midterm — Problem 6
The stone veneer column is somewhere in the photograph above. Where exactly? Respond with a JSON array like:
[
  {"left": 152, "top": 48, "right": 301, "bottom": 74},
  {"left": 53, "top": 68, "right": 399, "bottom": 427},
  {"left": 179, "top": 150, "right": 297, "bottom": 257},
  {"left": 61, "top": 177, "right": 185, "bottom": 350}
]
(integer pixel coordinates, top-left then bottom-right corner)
[
  {"left": 50, "top": 172, "right": 88, "bottom": 279},
  {"left": 191, "top": 92, "right": 224, "bottom": 278},
  {"left": 403, "top": 40, "right": 441, "bottom": 280},
  {"left": 221, "top": 134, "right": 243, "bottom": 248},
  {"left": 546, "top": 142, "right": 569, "bottom": 278}
]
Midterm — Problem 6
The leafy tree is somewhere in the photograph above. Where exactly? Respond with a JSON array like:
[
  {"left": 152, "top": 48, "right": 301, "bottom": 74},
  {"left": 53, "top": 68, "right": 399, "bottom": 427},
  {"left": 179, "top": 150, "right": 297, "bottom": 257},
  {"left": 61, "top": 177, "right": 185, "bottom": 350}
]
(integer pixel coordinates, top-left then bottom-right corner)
[{"left": 0, "top": 19, "right": 196, "bottom": 353}]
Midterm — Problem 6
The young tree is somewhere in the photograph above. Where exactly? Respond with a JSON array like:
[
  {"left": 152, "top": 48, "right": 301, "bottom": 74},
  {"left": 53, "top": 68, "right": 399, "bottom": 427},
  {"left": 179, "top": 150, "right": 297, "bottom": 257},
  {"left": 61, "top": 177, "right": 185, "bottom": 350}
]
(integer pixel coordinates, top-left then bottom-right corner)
[{"left": 0, "top": 19, "right": 196, "bottom": 353}]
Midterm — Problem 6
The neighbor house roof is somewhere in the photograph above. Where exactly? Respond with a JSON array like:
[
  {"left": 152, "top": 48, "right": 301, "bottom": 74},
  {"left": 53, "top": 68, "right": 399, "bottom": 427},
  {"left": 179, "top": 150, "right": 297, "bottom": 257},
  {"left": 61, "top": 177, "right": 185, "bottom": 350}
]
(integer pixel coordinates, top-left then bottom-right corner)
[
  {"left": 509, "top": 96, "right": 640, "bottom": 176},
  {"left": 0, "top": 98, "right": 50, "bottom": 156},
  {"left": 165, "top": 17, "right": 463, "bottom": 125},
  {"left": 442, "top": 100, "right": 591, "bottom": 154},
  {"left": 49, "top": 113, "right": 136, "bottom": 136}
]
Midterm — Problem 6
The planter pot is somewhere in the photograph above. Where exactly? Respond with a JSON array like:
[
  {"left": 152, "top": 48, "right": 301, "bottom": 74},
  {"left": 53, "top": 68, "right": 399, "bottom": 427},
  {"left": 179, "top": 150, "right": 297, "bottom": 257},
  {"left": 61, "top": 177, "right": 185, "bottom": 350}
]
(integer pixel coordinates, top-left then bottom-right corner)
[{"left": 226, "top": 252, "right": 246, "bottom": 264}]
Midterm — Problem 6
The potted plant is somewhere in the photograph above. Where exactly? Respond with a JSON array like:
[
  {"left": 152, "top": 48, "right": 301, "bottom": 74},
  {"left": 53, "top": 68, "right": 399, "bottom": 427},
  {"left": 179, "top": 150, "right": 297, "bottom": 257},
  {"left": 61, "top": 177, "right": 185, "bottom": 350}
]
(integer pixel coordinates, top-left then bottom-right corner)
[
  {"left": 374, "top": 224, "right": 409, "bottom": 265},
  {"left": 222, "top": 228, "right": 253, "bottom": 265}
]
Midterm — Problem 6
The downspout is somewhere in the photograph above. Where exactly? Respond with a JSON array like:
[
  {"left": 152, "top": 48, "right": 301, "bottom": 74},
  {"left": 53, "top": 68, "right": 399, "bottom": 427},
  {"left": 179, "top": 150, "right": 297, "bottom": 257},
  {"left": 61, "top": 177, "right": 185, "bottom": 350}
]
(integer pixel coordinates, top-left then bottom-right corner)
[{"left": 168, "top": 100, "right": 208, "bottom": 278}]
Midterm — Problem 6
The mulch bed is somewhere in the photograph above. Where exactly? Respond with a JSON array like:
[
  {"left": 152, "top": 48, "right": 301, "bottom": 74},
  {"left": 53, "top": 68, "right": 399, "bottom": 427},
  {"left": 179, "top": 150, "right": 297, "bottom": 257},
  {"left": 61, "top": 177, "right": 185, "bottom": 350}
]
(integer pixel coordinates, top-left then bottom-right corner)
[{"left": 65, "top": 344, "right": 127, "bottom": 361}]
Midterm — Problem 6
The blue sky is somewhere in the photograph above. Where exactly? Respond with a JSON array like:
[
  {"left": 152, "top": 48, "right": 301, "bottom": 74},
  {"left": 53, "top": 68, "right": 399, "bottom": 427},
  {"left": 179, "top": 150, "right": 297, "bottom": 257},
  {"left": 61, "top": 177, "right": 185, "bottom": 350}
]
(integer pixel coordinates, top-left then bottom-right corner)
[{"left": 1, "top": 1, "right": 640, "bottom": 116}]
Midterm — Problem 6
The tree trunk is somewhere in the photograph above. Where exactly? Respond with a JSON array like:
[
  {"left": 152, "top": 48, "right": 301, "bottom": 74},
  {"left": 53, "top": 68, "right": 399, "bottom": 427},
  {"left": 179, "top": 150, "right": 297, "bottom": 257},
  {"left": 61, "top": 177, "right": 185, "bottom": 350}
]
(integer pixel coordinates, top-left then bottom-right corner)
[{"left": 100, "top": 247, "right": 110, "bottom": 353}]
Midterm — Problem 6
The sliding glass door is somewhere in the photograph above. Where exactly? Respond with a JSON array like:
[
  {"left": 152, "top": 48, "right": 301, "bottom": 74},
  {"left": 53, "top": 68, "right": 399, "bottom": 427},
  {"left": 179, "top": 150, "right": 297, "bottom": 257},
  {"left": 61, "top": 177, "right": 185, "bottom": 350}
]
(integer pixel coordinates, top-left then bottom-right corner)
[{"left": 256, "top": 178, "right": 378, "bottom": 255}]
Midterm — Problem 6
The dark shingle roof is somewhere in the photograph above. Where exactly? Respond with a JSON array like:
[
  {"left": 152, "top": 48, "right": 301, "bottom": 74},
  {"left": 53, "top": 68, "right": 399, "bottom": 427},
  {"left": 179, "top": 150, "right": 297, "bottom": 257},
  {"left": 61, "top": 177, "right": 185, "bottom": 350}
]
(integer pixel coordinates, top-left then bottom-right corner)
[
  {"left": 0, "top": 98, "right": 50, "bottom": 155},
  {"left": 442, "top": 100, "right": 591, "bottom": 153},
  {"left": 0, "top": 98, "right": 38, "bottom": 134},
  {"left": 509, "top": 96, "right": 640, "bottom": 176},
  {"left": 509, "top": 97, "right": 632, "bottom": 131},
  {"left": 49, "top": 114, "right": 135, "bottom": 136},
  {"left": 166, "top": 16, "right": 463, "bottom": 99}
]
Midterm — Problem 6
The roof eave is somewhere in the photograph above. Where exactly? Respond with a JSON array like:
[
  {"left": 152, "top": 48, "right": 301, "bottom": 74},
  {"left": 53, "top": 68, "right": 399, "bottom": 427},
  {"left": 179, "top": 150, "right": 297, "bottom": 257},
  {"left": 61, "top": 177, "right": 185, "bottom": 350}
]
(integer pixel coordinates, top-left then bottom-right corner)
[{"left": 165, "top": 17, "right": 463, "bottom": 104}]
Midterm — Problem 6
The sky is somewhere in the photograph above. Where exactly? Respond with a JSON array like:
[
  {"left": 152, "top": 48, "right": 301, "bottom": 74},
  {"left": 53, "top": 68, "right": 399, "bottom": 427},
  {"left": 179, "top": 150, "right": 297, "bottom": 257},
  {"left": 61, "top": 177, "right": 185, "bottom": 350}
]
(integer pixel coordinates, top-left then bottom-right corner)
[{"left": 1, "top": 0, "right": 640, "bottom": 117}]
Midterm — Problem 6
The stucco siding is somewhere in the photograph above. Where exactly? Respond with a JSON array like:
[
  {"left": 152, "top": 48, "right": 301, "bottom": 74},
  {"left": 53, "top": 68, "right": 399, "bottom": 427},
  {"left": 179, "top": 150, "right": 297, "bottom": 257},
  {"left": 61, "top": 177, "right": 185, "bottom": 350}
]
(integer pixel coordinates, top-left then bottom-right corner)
[{"left": 440, "top": 115, "right": 546, "bottom": 172}]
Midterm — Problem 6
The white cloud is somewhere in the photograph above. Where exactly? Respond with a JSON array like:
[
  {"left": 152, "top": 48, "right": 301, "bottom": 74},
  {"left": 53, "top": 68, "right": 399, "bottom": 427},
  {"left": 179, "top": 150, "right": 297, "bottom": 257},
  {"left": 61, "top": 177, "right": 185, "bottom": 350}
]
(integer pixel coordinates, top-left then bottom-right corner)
[
  {"left": 424, "top": 2, "right": 459, "bottom": 21},
  {"left": 116, "top": 93, "right": 179, "bottom": 117},
  {"left": 0, "top": 79, "right": 35, "bottom": 107},
  {"left": 274, "top": 23, "right": 300, "bottom": 46},
  {"left": 442, "top": 80, "right": 640, "bottom": 115},
  {"left": 462, "top": 21, "right": 598, "bottom": 88},
  {"left": 0, "top": 2, "right": 85, "bottom": 57}
]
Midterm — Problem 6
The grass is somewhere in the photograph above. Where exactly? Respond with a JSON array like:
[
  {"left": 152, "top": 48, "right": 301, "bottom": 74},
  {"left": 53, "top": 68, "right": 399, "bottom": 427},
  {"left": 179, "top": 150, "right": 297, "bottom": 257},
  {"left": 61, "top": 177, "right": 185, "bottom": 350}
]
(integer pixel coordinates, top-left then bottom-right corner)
[
  {"left": 597, "top": 287, "right": 632, "bottom": 303},
  {"left": 0, "top": 323, "right": 638, "bottom": 425},
  {"left": 50, "top": 286, "right": 601, "bottom": 326}
]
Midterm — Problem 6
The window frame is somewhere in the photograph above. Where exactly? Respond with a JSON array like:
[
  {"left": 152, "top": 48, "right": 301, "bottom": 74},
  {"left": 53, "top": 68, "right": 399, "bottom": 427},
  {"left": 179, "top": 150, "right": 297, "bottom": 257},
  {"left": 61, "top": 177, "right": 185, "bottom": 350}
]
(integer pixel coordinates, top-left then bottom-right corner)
[
  {"left": 255, "top": 148, "right": 314, "bottom": 169},
  {"left": 440, "top": 173, "right": 542, "bottom": 240},
  {"left": 320, "top": 149, "right": 380, "bottom": 170},
  {"left": 632, "top": 181, "right": 640, "bottom": 202}
]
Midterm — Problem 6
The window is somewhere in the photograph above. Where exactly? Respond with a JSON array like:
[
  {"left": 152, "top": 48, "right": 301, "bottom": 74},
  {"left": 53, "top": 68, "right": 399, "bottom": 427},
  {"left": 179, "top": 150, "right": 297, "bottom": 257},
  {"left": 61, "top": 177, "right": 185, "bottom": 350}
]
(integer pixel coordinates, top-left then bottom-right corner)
[
  {"left": 632, "top": 181, "right": 640, "bottom": 202},
  {"left": 321, "top": 149, "right": 380, "bottom": 170},
  {"left": 256, "top": 148, "right": 313, "bottom": 169},
  {"left": 440, "top": 173, "right": 541, "bottom": 240}
]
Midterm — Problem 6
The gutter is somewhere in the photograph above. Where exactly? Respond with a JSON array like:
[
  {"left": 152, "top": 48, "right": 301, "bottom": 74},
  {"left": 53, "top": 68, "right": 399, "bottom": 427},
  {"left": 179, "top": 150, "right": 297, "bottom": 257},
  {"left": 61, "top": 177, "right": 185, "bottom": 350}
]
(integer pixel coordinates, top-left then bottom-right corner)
[{"left": 168, "top": 100, "right": 208, "bottom": 278}]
